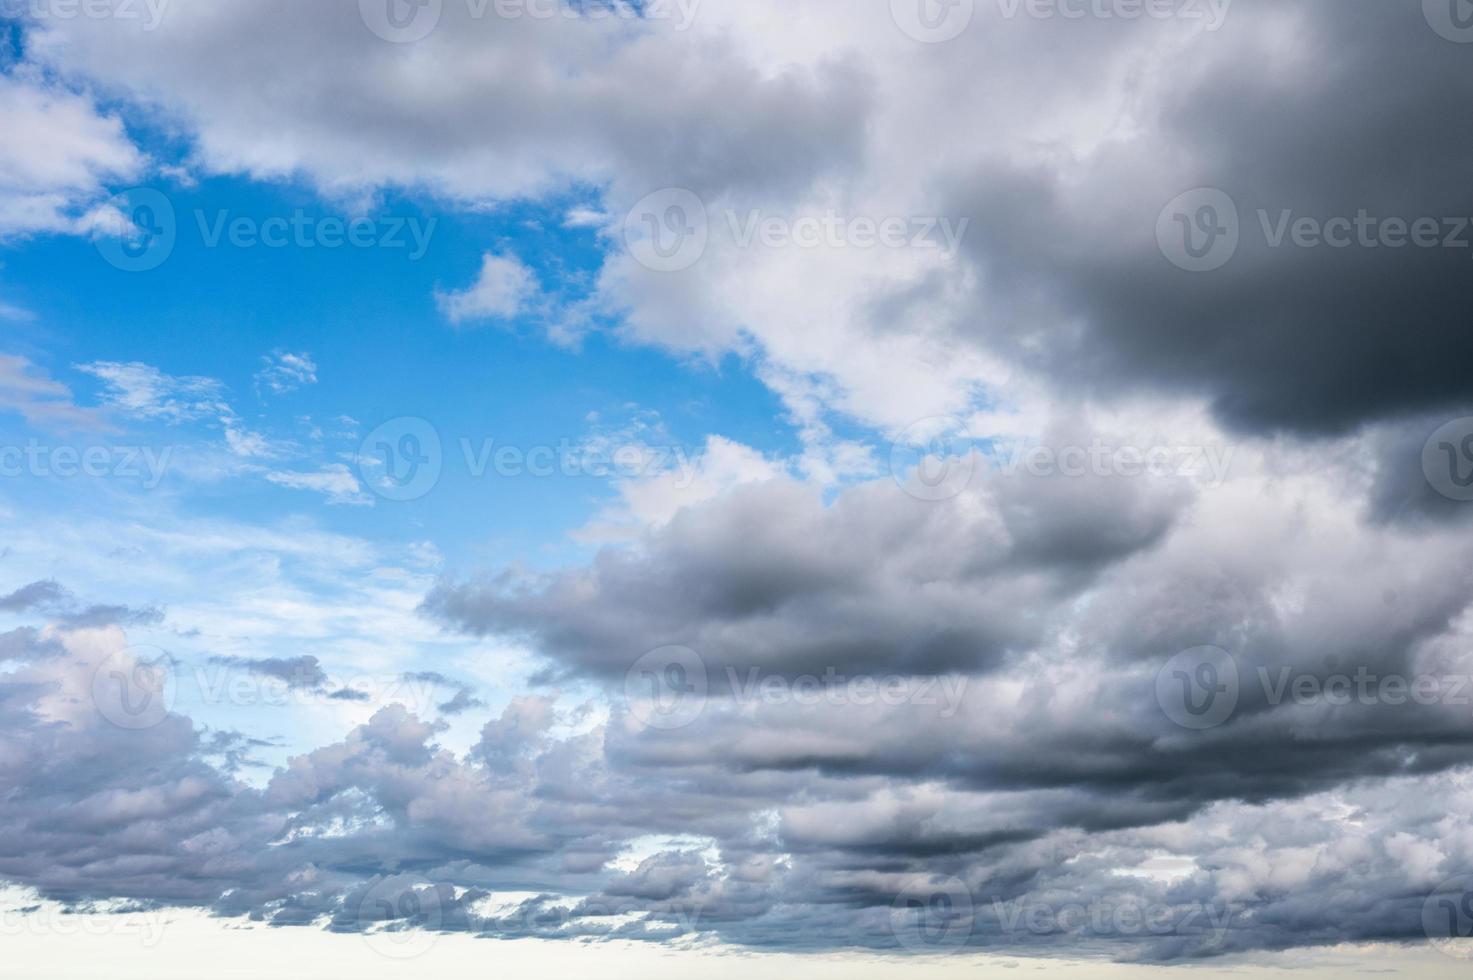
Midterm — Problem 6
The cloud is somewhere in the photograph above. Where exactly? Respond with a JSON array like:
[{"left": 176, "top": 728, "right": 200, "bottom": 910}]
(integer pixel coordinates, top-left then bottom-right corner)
[
  {"left": 253, "top": 351, "right": 318, "bottom": 397},
  {"left": 0, "top": 69, "right": 145, "bottom": 239},
  {"left": 75, "top": 361, "right": 228, "bottom": 424},
  {"left": 0, "top": 580, "right": 70, "bottom": 613},
  {"left": 436, "top": 251, "right": 540, "bottom": 325},
  {"left": 424, "top": 453, "right": 1189, "bottom": 682},
  {"left": 264, "top": 465, "right": 370, "bottom": 506},
  {"left": 0, "top": 354, "right": 113, "bottom": 433},
  {"left": 206, "top": 655, "right": 328, "bottom": 691},
  {"left": 76, "top": 359, "right": 280, "bottom": 459}
]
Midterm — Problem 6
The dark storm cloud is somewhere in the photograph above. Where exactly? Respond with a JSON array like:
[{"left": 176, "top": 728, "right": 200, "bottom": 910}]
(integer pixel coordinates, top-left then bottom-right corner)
[
  {"left": 3, "top": 606, "right": 1472, "bottom": 963},
  {"left": 948, "top": 0, "right": 1473, "bottom": 438},
  {"left": 422, "top": 470, "right": 1188, "bottom": 682}
]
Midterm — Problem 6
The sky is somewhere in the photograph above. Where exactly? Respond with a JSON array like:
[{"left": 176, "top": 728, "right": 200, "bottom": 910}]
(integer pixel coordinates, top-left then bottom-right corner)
[{"left": 2, "top": 0, "right": 1473, "bottom": 975}]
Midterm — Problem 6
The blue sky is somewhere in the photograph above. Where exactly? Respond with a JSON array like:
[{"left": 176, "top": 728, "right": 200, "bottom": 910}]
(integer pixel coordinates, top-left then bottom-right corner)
[{"left": 3, "top": 1, "right": 1473, "bottom": 976}]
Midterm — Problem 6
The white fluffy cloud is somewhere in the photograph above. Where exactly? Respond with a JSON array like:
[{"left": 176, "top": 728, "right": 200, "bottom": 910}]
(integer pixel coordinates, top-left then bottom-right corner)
[{"left": 0, "top": 69, "right": 144, "bottom": 238}]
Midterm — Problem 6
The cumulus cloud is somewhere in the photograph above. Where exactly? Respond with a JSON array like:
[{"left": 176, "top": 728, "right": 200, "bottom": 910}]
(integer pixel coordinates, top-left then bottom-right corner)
[
  {"left": 0, "top": 69, "right": 144, "bottom": 238},
  {"left": 7, "top": 0, "right": 1473, "bottom": 967},
  {"left": 436, "top": 251, "right": 540, "bottom": 325}
]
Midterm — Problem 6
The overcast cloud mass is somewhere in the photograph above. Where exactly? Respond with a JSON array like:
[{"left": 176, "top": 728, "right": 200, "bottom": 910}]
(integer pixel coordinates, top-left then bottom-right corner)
[{"left": 2, "top": 0, "right": 1473, "bottom": 975}]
